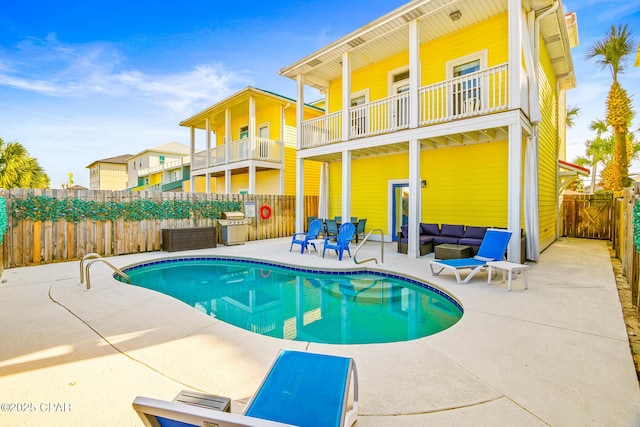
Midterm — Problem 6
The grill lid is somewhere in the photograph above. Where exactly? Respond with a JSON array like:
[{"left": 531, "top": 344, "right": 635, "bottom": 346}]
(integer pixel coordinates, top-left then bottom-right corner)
[{"left": 221, "top": 211, "right": 245, "bottom": 220}]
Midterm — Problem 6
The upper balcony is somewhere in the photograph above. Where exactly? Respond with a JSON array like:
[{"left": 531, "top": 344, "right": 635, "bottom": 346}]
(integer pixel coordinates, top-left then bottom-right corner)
[
  {"left": 301, "top": 64, "right": 511, "bottom": 149},
  {"left": 191, "top": 137, "right": 283, "bottom": 171},
  {"left": 137, "top": 159, "right": 184, "bottom": 177}
]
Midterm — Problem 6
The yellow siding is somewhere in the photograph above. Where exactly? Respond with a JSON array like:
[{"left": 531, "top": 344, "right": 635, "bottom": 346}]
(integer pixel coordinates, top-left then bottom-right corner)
[
  {"left": 350, "top": 154, "right": 408, "bottom": 233},
  {"left": 422, "top": 142, "right": 509, "bottom": 227},
  {"left": 149, "top": 172, "right": 162, "bottom": 185},
  {"left": 537, "top": 34, "right": 560, "bottom": 250},
  {"left": 283, "top": 147, "right": 321, "bottom": 196},
  {"left": 421, "top": 12, "right": 508, "bottom": 85}
]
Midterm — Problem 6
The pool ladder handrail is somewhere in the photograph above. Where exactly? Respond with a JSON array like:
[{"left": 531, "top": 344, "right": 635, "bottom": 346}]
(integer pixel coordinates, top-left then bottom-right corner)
[
  {"left": 353, "top": 229, "right": 384, "bottom": 265},
  {"left": 80, "top": 253, "right": 130, "bottom": 290}
]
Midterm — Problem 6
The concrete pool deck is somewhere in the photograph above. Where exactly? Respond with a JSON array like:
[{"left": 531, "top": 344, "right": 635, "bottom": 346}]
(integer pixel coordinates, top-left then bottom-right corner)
[{"left": 0, "top": 237, "right": 639, "bottom": 426}]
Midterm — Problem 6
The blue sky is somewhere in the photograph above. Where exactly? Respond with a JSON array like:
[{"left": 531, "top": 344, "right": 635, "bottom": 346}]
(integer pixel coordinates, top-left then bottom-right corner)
[{"left": 0, "top": 1, "right": 638, "bottom": 188}]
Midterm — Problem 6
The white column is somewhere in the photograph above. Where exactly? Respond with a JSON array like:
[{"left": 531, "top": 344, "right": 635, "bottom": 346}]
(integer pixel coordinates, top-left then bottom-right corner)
[
  {"left": 341, "top": 150, "right": 351, "bottom": 222},
  {"left": 205, "top": 118, "right": 211, "bottom": 194},
  {"left": 408, "top": 138, "right": 421, "bottom": 258},
  {"left": 409, "top": 20, "right": 420, "bottom": 129},
  {"left": 280, "top": 104, "right": 286, "bottom": 195},
  {"left": 508, "top": 122, "right": 523, "bottom": 263},
  {"left": 189, "top": 126, "right": 195, "bottom": 193},
  {"left": 341, "top": 52, "right": 351, "bottom": 141},
  {"left": 225, "top": 108, "right": 231, "bottom": 149},
  {"left": 295, "top": 74, "right": 305, "bottom": 232},
  {"left": 508, "top": 0, "right": 522, "bottom": 110},
  {"left": 225, "top": 170, "right": 231, "bottom": 194}
]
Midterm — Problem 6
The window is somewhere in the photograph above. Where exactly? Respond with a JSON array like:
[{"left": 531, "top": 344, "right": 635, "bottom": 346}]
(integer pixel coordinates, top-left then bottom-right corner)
[
  {"left": 159, "top": 155, "right": 165, "bottom": 165},
  {"left": 350, "top": 92, "right": 368, "bottom": 137},
  {"left": 447, "top": 51, "right": 487, "bottom": 117},
  {"left": 390, "top": 69, "right": 410, "bottom": 128},
  {"left": 258, "top": 124, "right": 270, "bottom": 159},
  {"left": 239, "top": 126, "right": 249, "bottom": 139}
]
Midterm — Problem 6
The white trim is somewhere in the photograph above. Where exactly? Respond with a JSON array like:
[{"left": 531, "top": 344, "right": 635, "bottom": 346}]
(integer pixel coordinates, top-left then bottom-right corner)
[
  {"left": 388, "top": 66, "right": 410, "bottom": 97},
  {"left": 258, "top": 122, "right": 270, "bottom": 138},
  {"left": 445, "top": 49, "right": 488, "bottom": 79},
  {"left": 350, "top": 89, "right": 369, "bottom": 104},
  {"left": 387, "top": 179, "right": 409, "bottom": 243}
]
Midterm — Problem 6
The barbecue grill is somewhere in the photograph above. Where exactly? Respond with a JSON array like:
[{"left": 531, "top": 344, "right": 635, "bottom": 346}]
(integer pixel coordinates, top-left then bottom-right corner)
[{"left": 219, "top": 211, "right": 250, "bottom": 245}]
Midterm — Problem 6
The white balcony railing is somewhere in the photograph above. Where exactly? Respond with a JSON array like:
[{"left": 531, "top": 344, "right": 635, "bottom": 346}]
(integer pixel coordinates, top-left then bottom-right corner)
[
  {"left": 137, "top": 159, "right": 184, "bottom": 177},
  {"left": 191, "top": 138, "right": 283, "bottom": 171},
  {"left": 300, "top": 63, "right": 511, "bottom": 149}
]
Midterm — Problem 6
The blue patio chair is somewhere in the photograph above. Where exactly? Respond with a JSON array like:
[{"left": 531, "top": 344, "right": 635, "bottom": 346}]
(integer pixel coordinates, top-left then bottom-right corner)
[
  {"left": 290, "top": 219, "right": 323, "bottom": 254},
  {"left": 133, "top": 350, "right": 358, "bottom": 427},
  {"left": 353, "top": 218, "right": 367, "bottom": 243},
  {"left": 307, "top": 216, "right": 318, "bottom": 230},
  {"left": 429, "top": 229, "right": 512, "bottom": 284},
  {"left": 325, "top": 219, "right": 339, "bottom": 240},
  {"left": 323, "top": 222, "right": 356, "bottom": 260}
]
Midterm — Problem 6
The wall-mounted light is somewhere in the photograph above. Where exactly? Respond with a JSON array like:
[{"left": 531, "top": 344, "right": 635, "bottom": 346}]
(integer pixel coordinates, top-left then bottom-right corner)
[
  {"left": 449, "top": 10, "right": 462, "bottom": 21},
  {"left": 421, "top": 180, "right": 427, "bottom": 188}
]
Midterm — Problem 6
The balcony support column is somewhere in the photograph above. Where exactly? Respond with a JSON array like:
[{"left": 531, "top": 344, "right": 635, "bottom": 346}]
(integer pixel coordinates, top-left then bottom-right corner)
[
  {"left": 407, "top": 138, "right": 421, "bottom": 258},
  {"left": 225, "top": 108, "right": 231, "bottom": 164},
  {"left": 508, "top": 0, "right": 522, "bottom": 109},
  {"left": 341, "top": 150, "right": 351, "bottom": 223},
  {"left": 189, "top": 126, "right": 195, "bottom": 193},
  {"left": 409, "top": 20, "right": 420, "bottom": 129},
  {"left": 205, "top": 118, "right": 211, "bottom": 194},
  {"left": 225, "top": 170, "right": 231, "bottom": 195},
  {"left": 507, "top": 121, "right": 523, "bottom": 263},
  {"left": 341, "top": 52, "right": 351, "bottom": 141},
  {"left": 295, "top": 74, "right": 305, "bottom": 232}
]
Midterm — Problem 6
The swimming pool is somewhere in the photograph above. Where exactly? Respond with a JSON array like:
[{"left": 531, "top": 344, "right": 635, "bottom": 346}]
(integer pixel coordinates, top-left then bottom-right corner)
[{"left": 121, "top": 256, "right": 463, "bottom": 345}]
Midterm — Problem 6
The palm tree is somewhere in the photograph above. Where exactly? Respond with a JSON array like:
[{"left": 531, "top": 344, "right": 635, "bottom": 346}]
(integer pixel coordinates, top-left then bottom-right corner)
[
  {"left": 0, "top": 138, "right": 50, "bottom": 189},
  {"left": 585, "top": 24, "right": 635, "bottom": 190},
  {"left": 566, "top": 105, "right": 580, "bottom": 128},
  {"left": 575, "top": 119, "right": 612, "bottom": 193}
]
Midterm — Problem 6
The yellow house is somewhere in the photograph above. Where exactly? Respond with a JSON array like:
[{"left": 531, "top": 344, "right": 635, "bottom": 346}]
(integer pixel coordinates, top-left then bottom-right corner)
[
  {"left": 86, "top": 154, "right": 131, "bottom": 191},
  {"left": 127, "top": 142, "right": 190, "bottom": 192},
  {"left": 180, "top": 87, "right": 324, "bottom": 195},
  {"left": 280, "top": 0, "right": 577, "bottom": 263}
]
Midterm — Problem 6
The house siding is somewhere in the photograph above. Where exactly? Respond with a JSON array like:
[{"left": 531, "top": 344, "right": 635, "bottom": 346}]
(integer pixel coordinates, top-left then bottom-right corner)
[{"left": 537, "top": 31, "right": 560, "bottom": 251}]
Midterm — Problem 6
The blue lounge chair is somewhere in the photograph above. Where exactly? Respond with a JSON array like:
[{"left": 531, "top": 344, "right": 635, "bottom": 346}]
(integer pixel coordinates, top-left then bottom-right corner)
[
  {"left": 429, "top": 229, "right": 512, "bottom": 284},
  {"left": 323, "top": 222, "right": 355, "bottom": 260},
  {"left": 290, "top": 219, "right": 323, "bottom": 254},
  {"left": 132, "top": 350, "right": 359, "bottom": 427}
]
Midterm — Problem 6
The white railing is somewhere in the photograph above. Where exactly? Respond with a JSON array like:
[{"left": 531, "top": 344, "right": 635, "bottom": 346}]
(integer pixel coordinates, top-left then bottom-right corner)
[
  {"left": 419, "top": 63, "right": 509, "bottom": 125},
  {"left": 301, "top": 111, "right": 342, "bottom": 149},
  {"left": 138, "top": 159, "right": 184, "bottom": 177},
  {"left": 191, "top": 138, "right": 283, "bottom": 171},
  {"left": 299, "top": 63, "right": 510, "bottom": 148}
]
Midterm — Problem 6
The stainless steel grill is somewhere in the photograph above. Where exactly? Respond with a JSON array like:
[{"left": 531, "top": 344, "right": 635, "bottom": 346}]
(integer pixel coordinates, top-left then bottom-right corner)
[{"left": 219, "top": 211, "right": 250, "bottom": 245}]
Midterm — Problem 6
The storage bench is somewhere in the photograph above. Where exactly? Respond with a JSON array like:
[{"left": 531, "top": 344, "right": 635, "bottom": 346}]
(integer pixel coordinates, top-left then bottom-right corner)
[{"left": 161, "top": 226, "right": 217, "bottom": 252}]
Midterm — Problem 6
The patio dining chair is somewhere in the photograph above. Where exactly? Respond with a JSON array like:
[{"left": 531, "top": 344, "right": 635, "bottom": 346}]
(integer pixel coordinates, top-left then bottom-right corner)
[
  {"left": 325, "top": 219, "right": 339, "bottom": 240},
  {"left": 353, "top": 218, "right": 367, "bottom": 243}
]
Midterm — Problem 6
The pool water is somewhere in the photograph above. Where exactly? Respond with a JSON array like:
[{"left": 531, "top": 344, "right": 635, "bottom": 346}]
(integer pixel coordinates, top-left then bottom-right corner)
[{"left": 122, "top": 257, "right": 463, "bottom": 345}]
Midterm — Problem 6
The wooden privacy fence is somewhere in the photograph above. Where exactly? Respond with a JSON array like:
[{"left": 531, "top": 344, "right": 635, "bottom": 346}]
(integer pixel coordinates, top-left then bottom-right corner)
[
  {"left": 561, "top": 193, "right": 615, "bottom": 240},
  {"left": 1, "top": 189, "right": 318, "bottom": 268}
]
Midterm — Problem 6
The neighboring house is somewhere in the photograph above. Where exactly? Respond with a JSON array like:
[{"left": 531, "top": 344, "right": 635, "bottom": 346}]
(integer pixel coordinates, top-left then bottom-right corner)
[
  {"left": 179, "top": 87, "right": 325, "bottom": 195},
  {"left": 279, "top": 0, "right": 578, "bottom": 263},
  {"left": 127, "top": 142, "right": 190, "bottom": 192},
  {"left": 86, "top": 154, "right": 131, "bottom": 191}
]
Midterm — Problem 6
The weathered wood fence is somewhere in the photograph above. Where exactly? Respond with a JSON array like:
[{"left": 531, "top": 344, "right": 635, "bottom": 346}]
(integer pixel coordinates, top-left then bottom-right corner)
[
  {"left": 561, "top": 193, "right": 615, "bottom": 240},
  {"left": 1, "top": 189, "right": 318, "bottom": 269}
]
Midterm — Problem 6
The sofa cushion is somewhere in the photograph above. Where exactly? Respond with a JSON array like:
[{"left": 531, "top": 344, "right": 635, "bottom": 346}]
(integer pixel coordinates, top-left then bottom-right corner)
[
  {"left": 420, "top": 223, "right": 440, "bottom": 236},
  {"left": 440, "top": 224, "right": 465, "bottom": 238},
  {"left": 419, "top": 236, "right": 435, "bottom": 245},
  {"left": 458, "top": 237, "right": 483, "bottom": 247},
  {"left": 433, "top": 236, "right": 460, "bottom": 245},
  {"left": 464, "top": 226, "right": 487, "bottom": 239},
  {"left": 400, "top": 225, "right": 408, "bottom": 239}
]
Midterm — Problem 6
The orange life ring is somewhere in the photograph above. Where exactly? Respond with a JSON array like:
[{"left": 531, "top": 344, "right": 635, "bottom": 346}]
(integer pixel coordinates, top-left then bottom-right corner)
[
  {"left": 260, "top": 269, "right": 271, "bottom": 278},
  {"left": 259, "top": 205, "right": 272, "bottom": 220}
]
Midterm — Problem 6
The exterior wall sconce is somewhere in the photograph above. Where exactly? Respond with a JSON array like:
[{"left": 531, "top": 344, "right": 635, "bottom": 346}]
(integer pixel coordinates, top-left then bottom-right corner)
[
  {"left": 450, "top": 10, "right": 462, "bottom": 21},
  {"left": 421, "top": 180, "right": 427, "bottom": 188}
]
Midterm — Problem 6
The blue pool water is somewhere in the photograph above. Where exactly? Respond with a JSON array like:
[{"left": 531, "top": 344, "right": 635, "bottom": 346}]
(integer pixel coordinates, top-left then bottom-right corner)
[{"left": 121, "top": 256, "right": 463, "bottom": 344}]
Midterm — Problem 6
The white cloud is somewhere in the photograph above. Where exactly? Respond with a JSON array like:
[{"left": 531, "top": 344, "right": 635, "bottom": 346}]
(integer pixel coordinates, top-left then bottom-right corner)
[{"left": 0, "top": 34, "right": 249, "bottom": 115}]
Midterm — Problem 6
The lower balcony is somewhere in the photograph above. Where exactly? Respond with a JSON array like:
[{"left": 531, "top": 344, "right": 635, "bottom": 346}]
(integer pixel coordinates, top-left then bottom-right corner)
[
  {"left": 192, "top": 137, "right": 283, "bottom": 171},
  {"left": 301, "top": 63, "right": 517, "bottom": 149}
]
